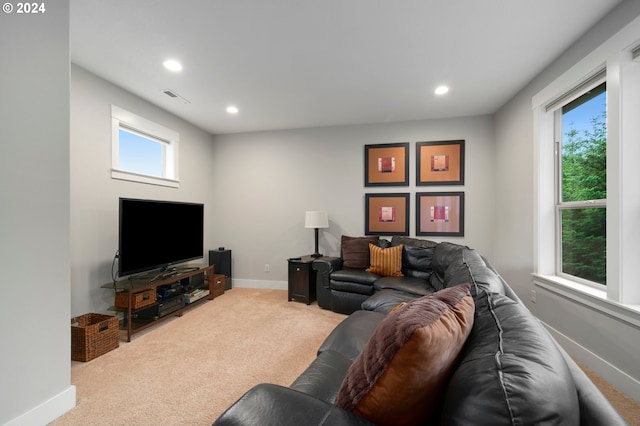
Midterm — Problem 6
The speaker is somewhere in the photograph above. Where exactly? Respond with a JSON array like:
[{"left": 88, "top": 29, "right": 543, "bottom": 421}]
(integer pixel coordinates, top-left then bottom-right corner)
[{"left": 209, "top": 249, "right": 232, "bottom": 289}]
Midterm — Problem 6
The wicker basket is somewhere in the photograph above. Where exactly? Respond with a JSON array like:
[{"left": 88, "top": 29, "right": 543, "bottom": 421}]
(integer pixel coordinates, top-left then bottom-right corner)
[
  {"left": 212, "top": 274, "right": 225, "bottom": 298},
  {"left": 115, "top": 289, "right": 156, "bottom": 309},
  {"left": 71, "top": 313, "right": 119, "bottom": 362}
]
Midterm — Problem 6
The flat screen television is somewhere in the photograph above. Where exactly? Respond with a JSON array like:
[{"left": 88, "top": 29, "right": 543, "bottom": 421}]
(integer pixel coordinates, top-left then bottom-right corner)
[{"left": 118, "top": 198, "right": 204, "bottom": 277}]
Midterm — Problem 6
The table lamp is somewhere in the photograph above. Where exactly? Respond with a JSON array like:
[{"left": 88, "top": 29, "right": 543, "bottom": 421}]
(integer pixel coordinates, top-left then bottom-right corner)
[{"left": 305, "top": 211, "right": 329, "bottom": 258}]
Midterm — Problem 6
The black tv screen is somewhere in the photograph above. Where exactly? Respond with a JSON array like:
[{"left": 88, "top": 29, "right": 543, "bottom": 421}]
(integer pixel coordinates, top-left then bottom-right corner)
[{"left": 118, "top": 198, "right": 204, "bottom": 277}]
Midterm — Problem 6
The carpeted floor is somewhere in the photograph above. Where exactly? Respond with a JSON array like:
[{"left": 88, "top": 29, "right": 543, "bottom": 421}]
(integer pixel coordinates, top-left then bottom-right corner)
[
  {"left": 52, "top": 288, "right": 346, "bottom": 425},
  {"left": 52, "top": 288, "right": 639, "bottom": 425}
]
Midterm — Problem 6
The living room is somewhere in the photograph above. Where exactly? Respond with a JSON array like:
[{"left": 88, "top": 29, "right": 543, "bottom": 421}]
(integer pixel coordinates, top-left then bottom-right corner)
[{"left": 3, "top": 1, "right": 640, "bottom": 425}]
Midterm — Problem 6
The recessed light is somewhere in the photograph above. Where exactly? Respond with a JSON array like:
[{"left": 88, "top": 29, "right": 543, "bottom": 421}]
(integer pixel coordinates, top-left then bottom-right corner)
[
  {"left": 434, "top": 85, "right": 449, "bottom": 95},
  {"left": 226, "top": 105, "right": 239, "bottom": 114},
  {"left": 163, "top": 59, "right": 183, "bottom": 72}
]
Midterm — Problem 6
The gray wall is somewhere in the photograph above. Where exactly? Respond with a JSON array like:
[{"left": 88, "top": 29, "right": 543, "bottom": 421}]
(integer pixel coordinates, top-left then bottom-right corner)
[
  {"left": 6, "top": 1, "right": 636, "bottom": 422},
  {"left": 210, "top": 116, "right": 495, "bottom": 288},
  {"left": 0, "top": 1, "right": 76, "bottom": 424},
  {"left": 493, "top": 0, "right": 640, "bottom": 401},
  {"left": 70, "top": 65, "right": 217, "bottom": 317},
  {"left": 71, "top": 63, "right": 496, "bottom": 310}
]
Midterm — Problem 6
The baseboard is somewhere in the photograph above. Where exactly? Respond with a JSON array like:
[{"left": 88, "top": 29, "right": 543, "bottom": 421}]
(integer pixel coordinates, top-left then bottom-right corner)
[
  {"left": 5, "top": 385, "right": 76, "bottom": 426},
  {"left": 542, "top": 321, "right": 640, "bottom": 403},
  {"left": 231, "top": 279, "right": 288, "bottom": 291}
]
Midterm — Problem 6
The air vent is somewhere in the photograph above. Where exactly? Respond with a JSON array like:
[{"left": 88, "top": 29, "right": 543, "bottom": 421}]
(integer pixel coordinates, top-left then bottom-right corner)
[{"left": 161, "top": 89, "right": 191, "bottom": 104}]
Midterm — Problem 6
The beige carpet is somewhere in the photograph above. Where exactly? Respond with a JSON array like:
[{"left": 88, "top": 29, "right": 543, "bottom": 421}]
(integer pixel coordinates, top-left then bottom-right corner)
[
  {"left": 52, "top": 288, "right": 639, "bottom": 425},
  {"left": 52, "top": 289, "right": 346, "bottom": 425}
]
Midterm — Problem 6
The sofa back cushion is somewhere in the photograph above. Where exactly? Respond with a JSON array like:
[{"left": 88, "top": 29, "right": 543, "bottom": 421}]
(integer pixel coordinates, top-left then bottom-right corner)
[
  {"left": 441, "top": 290, "right": 580, "bottom": 425},
  {"left": 335, "top": 284, "right": 474, "bottom": 426},
  {"left": 430, "top": 242, "right": 508, "bottom": 296},
  {"left": 390, "top": 236, "right": 437, "bottom": 280},
  {"left": 341, "top": 235, "right": 380, "bottom": 269}
]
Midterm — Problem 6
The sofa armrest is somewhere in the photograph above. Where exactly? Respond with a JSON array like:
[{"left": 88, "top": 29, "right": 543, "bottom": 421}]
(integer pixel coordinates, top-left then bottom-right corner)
[
  {"left": 212, "top": 383, "right": 374, "bottom": 426},
  {"left": 313, "top": 256, "right": 343, "bottom": 279},
  {"left": 313, "top": 257, "right": 342, "bottom": 310}
]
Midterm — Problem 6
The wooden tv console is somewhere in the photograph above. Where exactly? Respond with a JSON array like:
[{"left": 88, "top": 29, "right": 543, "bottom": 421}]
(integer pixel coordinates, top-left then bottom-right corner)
[{"left": 103, "top": 264, "right": 220, "bottom": 341}]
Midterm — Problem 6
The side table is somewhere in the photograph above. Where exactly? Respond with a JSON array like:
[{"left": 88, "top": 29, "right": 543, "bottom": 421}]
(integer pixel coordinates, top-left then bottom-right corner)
[{"left": 287, "top": 255, "right": 318, "bottom": 305}]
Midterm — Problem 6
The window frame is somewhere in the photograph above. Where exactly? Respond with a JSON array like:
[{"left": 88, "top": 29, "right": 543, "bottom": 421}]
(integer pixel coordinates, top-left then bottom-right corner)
[
  {"left": 553, "top": 79, "right": 607, "bottom": 289},
  {"left": 532, "top": 15, "right": 640, "bottom": 311},
  {"left": 111, "top": 105, "right": 180, "bottom": 188}
]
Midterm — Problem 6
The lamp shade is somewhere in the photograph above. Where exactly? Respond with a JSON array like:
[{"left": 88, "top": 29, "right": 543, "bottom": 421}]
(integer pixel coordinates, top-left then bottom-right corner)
[{"left": 304, "top": 211, "right": 329, "bottom": 229}]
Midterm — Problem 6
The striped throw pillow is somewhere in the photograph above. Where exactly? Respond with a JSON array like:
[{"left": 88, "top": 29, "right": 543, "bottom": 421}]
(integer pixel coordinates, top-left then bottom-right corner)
[{"left": 366, "top": 244, "right": 403, "bottom": 277}]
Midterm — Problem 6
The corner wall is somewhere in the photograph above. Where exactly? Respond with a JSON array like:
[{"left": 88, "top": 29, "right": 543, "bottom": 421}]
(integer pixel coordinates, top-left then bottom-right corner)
[
  {"left": 210, "top": 115, "right": 495, "bottom": 288},
  {"left": 0, "top": 1, "right": 76, "bottom": 424},
  {"left": 70, "top": 65, "right": 217, "bottom": 317},
  {"left": 493, "top": 0, "right": 640, "bottom": 401}
]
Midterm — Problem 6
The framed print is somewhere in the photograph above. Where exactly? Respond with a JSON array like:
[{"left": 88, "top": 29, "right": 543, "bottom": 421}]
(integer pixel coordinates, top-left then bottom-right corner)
[
  {"left": 365, "top": 193, "right": 410, "bottom": 236},
  {"left": 365, "top": 142, "right": 409, "bottom": 187},
  {"left": 416, "top": 192, "right": 464, "bottom": 236},
  {"left": 416, "top": 140, "right": 465, "bottom": 185}
]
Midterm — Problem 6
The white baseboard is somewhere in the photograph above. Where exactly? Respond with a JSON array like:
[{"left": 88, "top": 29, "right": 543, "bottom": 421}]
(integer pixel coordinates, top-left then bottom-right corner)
[
  {"left": 542, "top": 321, "right": 640, "bottom": 404},
  {"left": 231, "top": 279, "right": 288, "bottom": 291},
  {"left": 6, "top": 385, "right": 76, "bottom": 426}
]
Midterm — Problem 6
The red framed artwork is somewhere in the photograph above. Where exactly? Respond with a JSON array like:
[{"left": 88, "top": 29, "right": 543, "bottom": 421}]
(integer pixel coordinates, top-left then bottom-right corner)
[
  {"left": 364, "top": 142, "right": 409, "bottom": 187},
  {"left": 416, "top": 140, "right": 465, "bottom": 186},
  {"left": 365, "top": 193, "right": 409, "bottom": 236},
  {"left": 416, "top": 192, "right": 464, "bottom": 236}
]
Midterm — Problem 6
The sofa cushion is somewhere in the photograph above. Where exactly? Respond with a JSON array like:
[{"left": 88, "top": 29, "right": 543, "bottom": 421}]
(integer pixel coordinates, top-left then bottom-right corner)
[
  {"left": 365, "top": 244, "right": 403, "bottom": 277},
  {"left": 341, "top": 235, "right": 380, "bottom": 269},
  {"left": 290, "top": 349, "right": 354, "bottom": 404},
  {"left": 373, "top": 276, "right": 432, "bottom": 296},
  {"left": 401, "top": 245, "right": 434, "bottom": 280},
  {"left": 318, "top": 310, "right": 386, "bottom": 361},
  {"left": 441, "top": 290, "right": 580, "bottom": 425},
  {"left": 335, "top": 284, "right": 475, "bottom": 426},
  {"left": 330, "top": 268, "right": 379, "bottom": 286},
  {"left": 329, "top": 279, "right": 377, "bottom": 296},
  {"left": 361, "top": 288, "right": 422, "bottom": 313}
]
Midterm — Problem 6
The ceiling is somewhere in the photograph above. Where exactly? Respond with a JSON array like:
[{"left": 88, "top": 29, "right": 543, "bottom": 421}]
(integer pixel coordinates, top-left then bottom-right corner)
[{"left": 70, "top": 0, "right": 622, "bottom": 135}]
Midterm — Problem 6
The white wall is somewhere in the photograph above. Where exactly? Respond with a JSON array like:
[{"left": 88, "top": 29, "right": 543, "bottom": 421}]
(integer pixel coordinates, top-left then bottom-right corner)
[
  {"left": 0, "top": 1, "right": 77, "bottom": 424},
  {"left": 210, "top": 115, "right": 495, "bottom": 288},
  {"left": 70, "top": 65, "right": 217, "bottom": 316},
  {"left": 493, "top": 0, "right": 640, "bottom": 401}
]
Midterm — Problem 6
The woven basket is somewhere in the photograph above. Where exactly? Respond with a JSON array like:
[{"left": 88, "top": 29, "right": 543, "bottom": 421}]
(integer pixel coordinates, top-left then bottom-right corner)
[
  {"left": 115, "top": 289, "right": 156, "bottom": 309},
  {"left": 71, "top": 313, "right": 119, "bottom": 362},
  {"left": 212, "top": 274, "right": 225, "bottom": 298}
]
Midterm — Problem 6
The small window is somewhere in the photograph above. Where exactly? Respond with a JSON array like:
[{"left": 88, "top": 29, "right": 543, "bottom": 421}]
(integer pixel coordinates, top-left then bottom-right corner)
[{"left": 111, "top": 106, "right": 179, "bottom": 187}]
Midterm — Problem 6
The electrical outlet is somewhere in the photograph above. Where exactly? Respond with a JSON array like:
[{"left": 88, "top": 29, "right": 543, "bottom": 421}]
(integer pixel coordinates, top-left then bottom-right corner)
[
  {"left": 531, "top": 290, "right": 537, "bottom": 303},
  {"left": 264, "top": 264, "right": 270, "bottom": 272}
]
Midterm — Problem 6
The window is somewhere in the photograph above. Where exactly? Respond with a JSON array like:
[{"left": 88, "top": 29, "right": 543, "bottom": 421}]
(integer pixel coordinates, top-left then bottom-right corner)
[
  {"left": 111, "top": 105, "right": 179, "bottom": 188},
  {"left": 555, "top": 81, "right": 606, "bottom": 286},
  {"left": 533, "top": 18, "right": 640, "bottom": 308}
]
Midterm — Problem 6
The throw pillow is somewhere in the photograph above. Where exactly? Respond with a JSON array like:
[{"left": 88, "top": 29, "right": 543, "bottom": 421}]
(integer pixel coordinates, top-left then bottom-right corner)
[
  {"left": 341, "top": 235, "right": 379, "bottom": 269},
  {"left": 366, "top": 244, "right": 403, "bottom": 277},
  {"left": 335, "top": 284, "right": 475, "bottom": 426}
]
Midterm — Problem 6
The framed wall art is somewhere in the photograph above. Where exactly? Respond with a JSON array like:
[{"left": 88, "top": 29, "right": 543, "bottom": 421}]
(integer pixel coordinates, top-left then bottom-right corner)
[
  {"left": 416, "top": 140, "right": 465, "bottom": 185},
  {"left": 364, "top": 142, "right": 409, "bottom": 187},
  {"left": 416, "top": 192, "right": 464, "bottom": 236},
  {"left": 365, "top": 193, "right": 410, "bottom": 236}
]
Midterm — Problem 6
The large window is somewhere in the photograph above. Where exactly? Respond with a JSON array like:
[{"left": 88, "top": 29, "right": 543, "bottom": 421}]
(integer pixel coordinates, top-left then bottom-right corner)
[
  {"left": 533, "top": 19, "right": 640, "bottom": 308},
  {"left": 111, "top": 106, "right": 179, "bottom": 188},
  {"left": 555, "top": 81, "right": 606, "bottom": 286}
]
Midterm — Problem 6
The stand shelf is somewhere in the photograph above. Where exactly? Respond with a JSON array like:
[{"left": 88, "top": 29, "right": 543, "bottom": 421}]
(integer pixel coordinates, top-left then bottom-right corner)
[{"left": 102, "top": 264, "right": 216, "bottom": 341}]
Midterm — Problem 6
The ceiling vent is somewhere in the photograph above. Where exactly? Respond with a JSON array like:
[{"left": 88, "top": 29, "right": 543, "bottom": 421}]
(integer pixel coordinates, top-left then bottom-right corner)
[{"left": 162, "top": 89, "right": 191, "bottom": 104}]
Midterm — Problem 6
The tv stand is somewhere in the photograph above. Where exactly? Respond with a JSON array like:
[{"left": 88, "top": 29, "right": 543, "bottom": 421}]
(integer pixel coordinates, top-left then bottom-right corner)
[{"left": 103, "top": 264, "right": 218, "bottom": 341}]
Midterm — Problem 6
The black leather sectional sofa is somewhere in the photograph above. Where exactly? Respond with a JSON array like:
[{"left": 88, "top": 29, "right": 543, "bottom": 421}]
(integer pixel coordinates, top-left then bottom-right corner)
[{"left": 213, "top": 237, "right": 626, "bottom": 425}]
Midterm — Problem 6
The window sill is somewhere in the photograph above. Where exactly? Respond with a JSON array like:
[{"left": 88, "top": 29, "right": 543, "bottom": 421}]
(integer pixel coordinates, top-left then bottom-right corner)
[
  {"left": 532, "top": 274, "right": 640, "bottom": 329},
  {"left": 111, "top": 169, "right": 179, "bottom": 188}
]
